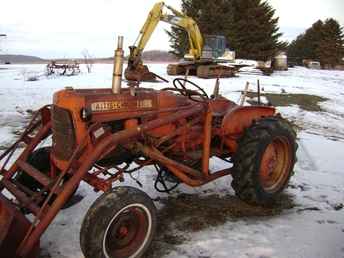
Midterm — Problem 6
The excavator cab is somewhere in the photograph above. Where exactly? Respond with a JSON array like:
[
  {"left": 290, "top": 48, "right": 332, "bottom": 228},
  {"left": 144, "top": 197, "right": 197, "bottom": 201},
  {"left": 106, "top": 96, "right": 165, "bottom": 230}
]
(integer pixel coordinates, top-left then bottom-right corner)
[
  {"left": 200, "top": 35, "right": 235, "bottom": 62},
  {"left": 203, "top": 35, "right": 227, "bottom": 58}
]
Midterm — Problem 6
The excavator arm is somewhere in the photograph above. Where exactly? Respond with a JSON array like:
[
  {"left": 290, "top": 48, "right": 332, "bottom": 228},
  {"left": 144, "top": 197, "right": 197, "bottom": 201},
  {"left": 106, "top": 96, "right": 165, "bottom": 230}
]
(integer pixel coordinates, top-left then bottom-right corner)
[{"left": 126, "top": 2, "right": 203, "bottom": 74}]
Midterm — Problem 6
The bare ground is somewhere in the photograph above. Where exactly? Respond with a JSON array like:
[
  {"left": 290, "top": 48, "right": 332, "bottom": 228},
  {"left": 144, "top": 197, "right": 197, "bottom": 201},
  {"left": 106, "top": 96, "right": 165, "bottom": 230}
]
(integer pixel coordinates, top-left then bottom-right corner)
[{"left": 143, "top": 192, "right": 296, "bottom": 258}]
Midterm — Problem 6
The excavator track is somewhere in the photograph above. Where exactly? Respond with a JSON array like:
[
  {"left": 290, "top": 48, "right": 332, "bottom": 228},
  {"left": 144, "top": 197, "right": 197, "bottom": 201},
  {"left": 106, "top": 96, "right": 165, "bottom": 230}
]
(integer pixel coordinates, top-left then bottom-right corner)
[
  {"left": 167, "top": 63, "right": 237, "bottom": 79},
  {"left": 196, "top": 65, "right": 236, "bottom": 79},
  {"left": 167, "top": 63, "right": 186, "bottom": 76}
]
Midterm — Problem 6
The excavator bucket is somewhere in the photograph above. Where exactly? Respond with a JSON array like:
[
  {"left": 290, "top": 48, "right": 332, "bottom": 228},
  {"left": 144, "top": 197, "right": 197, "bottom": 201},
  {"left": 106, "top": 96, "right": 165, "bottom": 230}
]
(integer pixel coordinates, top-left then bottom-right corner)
[
  {"left": 0, "top": 194, "right": 40, "bottom": 258},
  {"left": 124, "top": 64, "right": 157, "bottom": 82}
]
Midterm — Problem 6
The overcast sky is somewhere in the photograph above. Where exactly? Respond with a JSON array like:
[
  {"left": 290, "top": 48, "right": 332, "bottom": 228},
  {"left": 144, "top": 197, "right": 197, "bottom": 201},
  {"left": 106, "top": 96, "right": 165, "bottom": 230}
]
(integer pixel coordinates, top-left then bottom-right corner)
[{"left": 0, "top": 0, "right": 343, "bottom": 58}]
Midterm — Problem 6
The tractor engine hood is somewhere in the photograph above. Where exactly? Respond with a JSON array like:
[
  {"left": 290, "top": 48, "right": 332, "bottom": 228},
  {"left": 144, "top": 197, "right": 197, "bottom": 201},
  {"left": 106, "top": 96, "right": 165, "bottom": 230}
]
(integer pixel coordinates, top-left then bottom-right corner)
[
  {"left": 51, "top": 87, "right": 192, "bottom": 166},
  {"left": 53, "top": 87, "right": 191, "bottom": 123}
]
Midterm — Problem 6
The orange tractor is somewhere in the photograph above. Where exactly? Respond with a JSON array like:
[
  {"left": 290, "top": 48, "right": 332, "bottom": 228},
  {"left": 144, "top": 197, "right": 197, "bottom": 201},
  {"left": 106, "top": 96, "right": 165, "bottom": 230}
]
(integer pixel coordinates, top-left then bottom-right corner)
[{"left": 0, "top": 37, "right": 297, "bottom": 258}]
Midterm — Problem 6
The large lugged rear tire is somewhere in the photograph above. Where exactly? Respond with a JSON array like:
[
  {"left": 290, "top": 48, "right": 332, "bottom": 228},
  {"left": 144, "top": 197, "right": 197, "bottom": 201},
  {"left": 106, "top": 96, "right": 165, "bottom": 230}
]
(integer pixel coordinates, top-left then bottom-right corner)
[
  {"left": 80, "top": 186, "right": 157, "bottom": 258},
  {"left": 231, "top": 116, "right": 297, "bottom": 205}
]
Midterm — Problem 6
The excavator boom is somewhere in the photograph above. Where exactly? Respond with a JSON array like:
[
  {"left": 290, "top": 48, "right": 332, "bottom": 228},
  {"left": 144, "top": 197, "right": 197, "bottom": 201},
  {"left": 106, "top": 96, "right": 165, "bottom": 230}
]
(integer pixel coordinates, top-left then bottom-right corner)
[
  {"left": 125, "top": 2, "right": 236, "bottom": 81},
  {"left": 125, "top": 2, "right": 204, "bottom": 81},
  {"left": 130, "top": 2, "right": 203, "bottom": 66}
]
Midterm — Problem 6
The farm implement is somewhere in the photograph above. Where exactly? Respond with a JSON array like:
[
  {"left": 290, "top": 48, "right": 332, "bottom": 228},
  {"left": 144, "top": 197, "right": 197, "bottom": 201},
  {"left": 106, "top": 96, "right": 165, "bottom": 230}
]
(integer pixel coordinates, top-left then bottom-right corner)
[{"left": 46, "top": 61, "right": 81, "bottom": 76}]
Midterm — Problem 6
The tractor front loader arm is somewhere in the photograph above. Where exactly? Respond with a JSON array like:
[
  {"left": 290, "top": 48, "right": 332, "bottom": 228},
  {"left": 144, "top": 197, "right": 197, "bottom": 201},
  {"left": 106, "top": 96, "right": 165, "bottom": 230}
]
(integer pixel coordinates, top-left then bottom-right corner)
[{"left": 15, "top": 102, "right": 205, "bottom": 257}]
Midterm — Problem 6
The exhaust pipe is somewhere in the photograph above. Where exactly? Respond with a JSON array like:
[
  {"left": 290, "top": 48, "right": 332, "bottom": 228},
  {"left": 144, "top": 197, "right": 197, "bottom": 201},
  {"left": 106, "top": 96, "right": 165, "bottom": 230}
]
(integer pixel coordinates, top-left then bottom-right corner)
[{"left": 112, "top": 36, "right": 124, "bottom": 94}]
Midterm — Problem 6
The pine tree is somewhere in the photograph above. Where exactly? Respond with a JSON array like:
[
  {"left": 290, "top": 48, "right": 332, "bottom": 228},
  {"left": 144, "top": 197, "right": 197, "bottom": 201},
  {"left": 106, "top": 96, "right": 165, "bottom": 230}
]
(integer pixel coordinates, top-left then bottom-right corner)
[
  {"left": 167, "top": 0, "right": 232, "bottom": 58},
  {"left": 288, "top": 34, "right": 307, "bottom": 64},
  {"left": 166, "top": 27, "right": 189, "bottom": 58},
  {"left": 288, "top": 19, "right": 344, "bottom": 67},
  {"left": 317, "top": 19, "right": 344, "bottom": 67},
  {"left": 227, "top": 0, "right": 283, "bottom": 60},
  {"left": 287, "top": 21, "right": 323, "bottom": 62},
  {"left": 305, "top": 20, "right": 325, "bottom": 60},
  {"left": 167, "top": 0, "right": 283, "bottom": 61}
]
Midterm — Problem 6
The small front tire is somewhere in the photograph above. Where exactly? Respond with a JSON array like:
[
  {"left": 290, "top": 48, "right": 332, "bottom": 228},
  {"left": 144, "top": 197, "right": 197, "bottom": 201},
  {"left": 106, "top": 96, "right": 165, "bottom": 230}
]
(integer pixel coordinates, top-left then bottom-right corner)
[{"left": 80, "top": 186, "right": 157, "bottom": 258}]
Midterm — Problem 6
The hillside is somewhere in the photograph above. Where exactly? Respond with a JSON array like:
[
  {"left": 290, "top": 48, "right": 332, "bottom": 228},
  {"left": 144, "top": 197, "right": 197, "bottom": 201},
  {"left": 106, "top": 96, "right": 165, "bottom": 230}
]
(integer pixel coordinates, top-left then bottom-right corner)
[
  {"left": 78, "top": 50, "right": 178, "bottom": 64},
  {"left": 0, "top": 50, "right": 177, "bottom": 64},
  {"left": 141, "top": 50, "right": 178, "bottom": 62},
  {"left": 0, "top": 54, "right": 46, "bottom": 64}
]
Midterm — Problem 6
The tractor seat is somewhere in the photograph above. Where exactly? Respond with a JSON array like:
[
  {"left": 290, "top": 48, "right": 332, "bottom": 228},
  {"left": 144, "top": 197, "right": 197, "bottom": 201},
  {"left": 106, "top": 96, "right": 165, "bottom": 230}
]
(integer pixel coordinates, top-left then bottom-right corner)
[{"left": 210, "top": 98, "right": 237, "bottom": 117}]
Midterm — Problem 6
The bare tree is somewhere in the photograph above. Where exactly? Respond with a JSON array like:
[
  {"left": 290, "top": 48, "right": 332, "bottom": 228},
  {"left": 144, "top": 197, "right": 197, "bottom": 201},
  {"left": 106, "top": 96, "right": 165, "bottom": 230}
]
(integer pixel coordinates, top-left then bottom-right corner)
[{"left": 81, "top": 49, "right": 93, "bottom": 73}]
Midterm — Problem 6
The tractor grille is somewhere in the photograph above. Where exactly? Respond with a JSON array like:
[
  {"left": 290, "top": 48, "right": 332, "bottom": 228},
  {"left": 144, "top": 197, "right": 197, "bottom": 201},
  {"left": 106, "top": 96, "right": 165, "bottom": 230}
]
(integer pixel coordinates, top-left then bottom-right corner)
[{"left": 51, "top": 105, "right": 76, "bottom": 160}]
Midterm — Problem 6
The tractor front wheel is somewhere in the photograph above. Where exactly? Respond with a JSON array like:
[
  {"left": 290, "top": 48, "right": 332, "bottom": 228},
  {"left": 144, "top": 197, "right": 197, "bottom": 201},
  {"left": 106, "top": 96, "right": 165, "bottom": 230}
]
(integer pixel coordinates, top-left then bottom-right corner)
[
  {"left": 231, "top": 116, "right": 297, "bottom": 205},
  {"left": 80, "top": 186, "right": 157, "bottom": 258}
]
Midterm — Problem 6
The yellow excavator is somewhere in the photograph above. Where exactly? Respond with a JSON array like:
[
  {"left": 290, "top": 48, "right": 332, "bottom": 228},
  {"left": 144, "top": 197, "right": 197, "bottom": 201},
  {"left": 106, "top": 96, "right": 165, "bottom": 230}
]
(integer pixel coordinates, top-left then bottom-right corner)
[{"left": 124, "top": 2, "right": 236, "bottom": 81}]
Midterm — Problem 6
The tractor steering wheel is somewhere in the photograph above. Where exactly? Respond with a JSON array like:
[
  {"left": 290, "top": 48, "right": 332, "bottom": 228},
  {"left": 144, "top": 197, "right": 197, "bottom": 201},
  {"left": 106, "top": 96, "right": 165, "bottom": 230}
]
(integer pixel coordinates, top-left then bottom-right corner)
[{"left": 172, "top": 78, "right": 209, "bottom": 102}]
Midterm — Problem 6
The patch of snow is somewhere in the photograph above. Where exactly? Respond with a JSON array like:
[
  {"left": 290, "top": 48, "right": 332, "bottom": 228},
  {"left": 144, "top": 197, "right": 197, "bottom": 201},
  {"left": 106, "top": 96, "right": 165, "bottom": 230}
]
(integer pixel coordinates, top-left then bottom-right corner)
[{"left": 0, "top": 63, "right": 343, "bottom": 258}]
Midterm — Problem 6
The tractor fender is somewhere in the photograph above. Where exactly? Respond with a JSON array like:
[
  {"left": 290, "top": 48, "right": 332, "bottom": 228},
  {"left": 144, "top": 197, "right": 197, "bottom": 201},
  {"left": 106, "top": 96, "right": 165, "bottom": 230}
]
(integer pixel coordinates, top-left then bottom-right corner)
[{"left": 222, "top": 106, "right": 275, "bottom": 135}]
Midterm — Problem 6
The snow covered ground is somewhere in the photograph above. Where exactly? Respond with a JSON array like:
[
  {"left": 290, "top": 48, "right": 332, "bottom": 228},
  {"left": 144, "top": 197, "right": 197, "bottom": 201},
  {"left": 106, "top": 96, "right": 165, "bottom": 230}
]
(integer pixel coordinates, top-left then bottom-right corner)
[{"left": 0, "top": 63, "right": 343, "bottom": 258}]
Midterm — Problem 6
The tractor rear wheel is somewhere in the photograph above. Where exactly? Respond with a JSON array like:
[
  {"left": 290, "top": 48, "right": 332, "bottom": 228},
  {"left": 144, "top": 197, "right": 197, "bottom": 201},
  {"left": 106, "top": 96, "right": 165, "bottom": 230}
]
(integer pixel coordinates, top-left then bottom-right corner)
[
  {"left": 80, "top": 186, "right": 157, "bottom": 258},
  {"left": 231, "top": 116, "right": 297, "bottom": 205}
]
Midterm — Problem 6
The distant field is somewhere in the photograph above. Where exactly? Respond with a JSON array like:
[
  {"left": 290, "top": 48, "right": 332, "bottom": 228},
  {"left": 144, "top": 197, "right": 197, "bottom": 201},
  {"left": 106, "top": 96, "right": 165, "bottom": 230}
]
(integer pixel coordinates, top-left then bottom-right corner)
[{"left": 0, "top": 50, "right": 178, "bottom": 64}]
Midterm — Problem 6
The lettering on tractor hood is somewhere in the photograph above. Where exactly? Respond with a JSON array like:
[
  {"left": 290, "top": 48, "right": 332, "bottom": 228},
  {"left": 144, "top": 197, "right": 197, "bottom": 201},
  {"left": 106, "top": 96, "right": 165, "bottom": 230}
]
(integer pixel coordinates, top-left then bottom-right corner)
[{"left": 91, "top": 99, "right": 153, "bottom": 112}]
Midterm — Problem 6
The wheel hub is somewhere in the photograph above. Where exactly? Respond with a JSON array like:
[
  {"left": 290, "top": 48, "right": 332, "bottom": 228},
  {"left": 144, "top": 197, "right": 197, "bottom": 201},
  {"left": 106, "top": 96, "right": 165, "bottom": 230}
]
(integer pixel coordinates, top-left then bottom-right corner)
[
  {"left": 117, "top": 226, "right": 129, "bottom": 239},
  {"left": 104, "top": 206, "right": 150, "bottom": 258},
  {"left": 259, "top": 136, "right": 292, "bottom": 193}
]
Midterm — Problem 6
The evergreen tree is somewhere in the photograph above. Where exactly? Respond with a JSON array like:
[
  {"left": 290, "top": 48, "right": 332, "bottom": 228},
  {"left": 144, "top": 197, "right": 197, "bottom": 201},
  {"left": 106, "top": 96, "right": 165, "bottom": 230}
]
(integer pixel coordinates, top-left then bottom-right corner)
[
  {"left": 288, "top": 20, "right": 324, "bottom": 62},
  {"left": 317, "top": 19, "right": 344, "bottom": 67},
  {"left": 287, "top": 34, "right": 307, "bottom": 64},
  {"left": 166, "top": 27, "right": 189, "bottom": 58},
  {"left": 288, "top": 19, "right": 344, "bottom": 67},
  {"left": 167, "top": 0, "right": 231, "bottom": 58},
  {"left": 227, "top": 0, "right": 283, "bottom": 60},
  {"left": 167, "top": 0, "right": 283, "bottom": 61}
]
